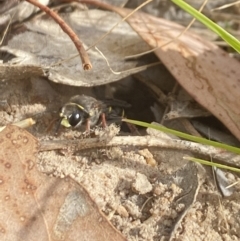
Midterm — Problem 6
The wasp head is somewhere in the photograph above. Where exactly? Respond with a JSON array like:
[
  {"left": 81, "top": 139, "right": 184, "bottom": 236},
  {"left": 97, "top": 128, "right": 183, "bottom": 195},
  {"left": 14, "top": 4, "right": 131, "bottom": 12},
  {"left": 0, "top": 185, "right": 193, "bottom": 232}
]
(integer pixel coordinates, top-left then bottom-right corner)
[{"left": 59, "top": 103, "right": 90, "bottom": 128}]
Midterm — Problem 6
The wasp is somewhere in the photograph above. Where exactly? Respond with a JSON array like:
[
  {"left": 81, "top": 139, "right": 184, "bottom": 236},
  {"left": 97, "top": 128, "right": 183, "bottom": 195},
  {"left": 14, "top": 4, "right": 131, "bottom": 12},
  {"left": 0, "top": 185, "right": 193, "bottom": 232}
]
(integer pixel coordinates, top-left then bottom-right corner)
[{"left": 59, "top": 95, "right": 130, "bottom": 131}]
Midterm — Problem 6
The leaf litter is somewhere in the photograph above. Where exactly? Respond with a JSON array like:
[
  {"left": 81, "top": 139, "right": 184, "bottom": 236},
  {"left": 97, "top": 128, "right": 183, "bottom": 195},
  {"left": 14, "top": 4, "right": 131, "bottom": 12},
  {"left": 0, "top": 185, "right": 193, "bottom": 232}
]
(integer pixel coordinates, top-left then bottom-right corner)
[
  {"left": 1, "top": 1, "right": 240, "bottom": 241},
  {"left": 0, "top": 5, "right": 157, "bottom": 86},
  {"left": 107, "top": 2, "right": 240, "bottom": 141}
]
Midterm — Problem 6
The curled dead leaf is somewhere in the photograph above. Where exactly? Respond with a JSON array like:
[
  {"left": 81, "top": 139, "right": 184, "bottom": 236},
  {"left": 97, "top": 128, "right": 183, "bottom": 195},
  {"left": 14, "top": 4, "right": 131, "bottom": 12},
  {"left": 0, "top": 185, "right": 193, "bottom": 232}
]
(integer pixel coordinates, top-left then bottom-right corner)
[
  {"left": 0, "top": 125, "right": 126, "bottom": 241},
  {"left": 110, "top": 6, "right": 240, "bottom": 140}
]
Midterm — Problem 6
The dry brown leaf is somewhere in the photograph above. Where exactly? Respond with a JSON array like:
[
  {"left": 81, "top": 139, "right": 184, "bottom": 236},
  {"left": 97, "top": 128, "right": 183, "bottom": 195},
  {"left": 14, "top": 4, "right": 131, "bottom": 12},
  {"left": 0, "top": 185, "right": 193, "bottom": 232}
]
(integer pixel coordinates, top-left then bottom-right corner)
[
  {"left": 0, "top": 6, "right": 154, "bottom": 86},
  {"left": 0, "top": 125, "right": 126, "bottom": 241},
  {"left": 110, "top": 6, "right": 240, "bottom": 140}
]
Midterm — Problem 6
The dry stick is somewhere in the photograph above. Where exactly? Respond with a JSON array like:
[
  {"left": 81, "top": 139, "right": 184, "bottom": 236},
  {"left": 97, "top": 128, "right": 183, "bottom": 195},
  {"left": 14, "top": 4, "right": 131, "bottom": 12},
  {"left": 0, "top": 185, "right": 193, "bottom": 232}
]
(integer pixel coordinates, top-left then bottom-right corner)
[
  {"left": 24, "top": 0, "right": 92, "bottom": 70},
  {"left": 212, "top": 0, "right": 240, "bottom": 11},
  {"left": 55, "top": 0, "right": 152, "bottom": 65},
  {"left": 39, "top": 135, "right": 240, "bottom": 167}
]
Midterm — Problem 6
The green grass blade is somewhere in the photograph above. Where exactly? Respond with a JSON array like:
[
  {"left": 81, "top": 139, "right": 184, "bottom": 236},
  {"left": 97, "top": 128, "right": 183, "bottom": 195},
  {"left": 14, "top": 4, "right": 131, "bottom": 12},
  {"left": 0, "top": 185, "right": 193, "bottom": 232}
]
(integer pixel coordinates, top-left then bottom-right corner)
[
  {"left": 123, "top": 118, "right": 240, "bottom": 154},
  {"left": 184, "top": 156, "right": 240, "bottom": 173},
  {"left": 171, "top": 0, "right": 240, "bottom": 53}
]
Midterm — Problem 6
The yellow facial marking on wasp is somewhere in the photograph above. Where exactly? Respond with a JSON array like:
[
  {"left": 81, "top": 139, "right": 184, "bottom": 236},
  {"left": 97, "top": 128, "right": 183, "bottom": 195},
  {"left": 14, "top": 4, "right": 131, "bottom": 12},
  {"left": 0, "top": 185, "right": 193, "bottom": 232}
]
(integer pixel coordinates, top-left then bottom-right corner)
[
  {"left": 67, "top": 102, "right": 85, "bottom": 110},
  {"left": 88, "top": 110, "right": 94, "bottom": 117},
  {"left": 61, "top": 118, "right": 71, "bottom": 127},
  {"left": 76, "top": 104, "right": 85, "bottom": 110}
]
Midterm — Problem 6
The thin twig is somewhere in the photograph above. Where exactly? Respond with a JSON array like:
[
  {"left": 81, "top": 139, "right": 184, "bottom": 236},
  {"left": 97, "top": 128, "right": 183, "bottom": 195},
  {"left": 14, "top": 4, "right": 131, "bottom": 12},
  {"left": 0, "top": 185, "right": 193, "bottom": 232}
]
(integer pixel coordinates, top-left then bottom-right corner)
[
  {"left": 39, "top": 135, "right": 240, "bottom": 168},
  {"left": 24, "top": 0, "right": 92, "bottom": 70},
  {"left": 211, "top": 0, "right": 240, "bottom": 11},
  {"left": 0, "top": 13, "right": 15, "bottom": 46},
  {"left": 52, "top": 0, "right": 152, "bottom": 66}
]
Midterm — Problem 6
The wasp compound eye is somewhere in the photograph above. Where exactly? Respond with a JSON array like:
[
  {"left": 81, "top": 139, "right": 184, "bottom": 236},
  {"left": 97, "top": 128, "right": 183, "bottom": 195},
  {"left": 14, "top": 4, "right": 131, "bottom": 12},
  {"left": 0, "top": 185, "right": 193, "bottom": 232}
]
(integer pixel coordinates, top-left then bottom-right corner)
[{"left": 68, "top": 110, "right": 83, "bottom": 127}]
